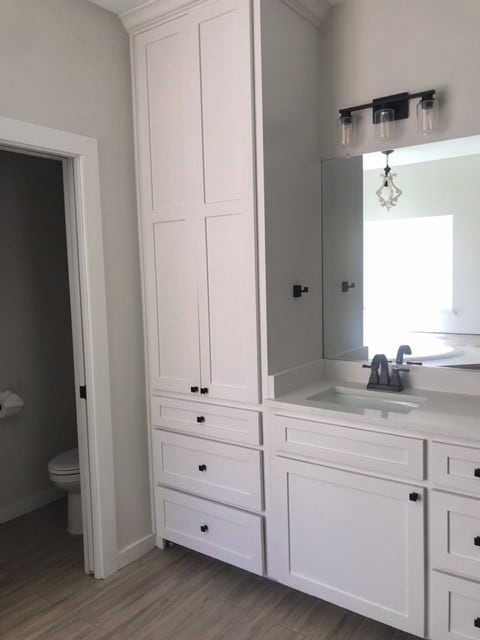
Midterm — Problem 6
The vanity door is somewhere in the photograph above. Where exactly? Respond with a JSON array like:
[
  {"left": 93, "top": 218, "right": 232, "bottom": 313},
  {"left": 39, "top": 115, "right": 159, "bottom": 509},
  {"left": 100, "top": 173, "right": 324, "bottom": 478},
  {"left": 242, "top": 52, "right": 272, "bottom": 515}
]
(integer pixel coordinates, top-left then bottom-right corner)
[{"left": 268, "top": 457, "right": 425, "bottom": 636}]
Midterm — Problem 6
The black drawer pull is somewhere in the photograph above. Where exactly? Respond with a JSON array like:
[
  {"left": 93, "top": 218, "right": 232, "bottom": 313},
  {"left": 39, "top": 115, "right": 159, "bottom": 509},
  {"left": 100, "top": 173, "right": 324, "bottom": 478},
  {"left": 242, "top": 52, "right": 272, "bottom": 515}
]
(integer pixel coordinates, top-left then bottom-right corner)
[
  {"left": 190, "top": 386, "right": 199, "bottom": 393},
  {"left": 196, "top": 416, "right": 205, "bottom": 423},
  {"left": 409, "top": 492, "right": 420, "bottom": 502},
  {"left": 200, "top": 524, "right": 208, "bottom": 533},
  {"left": 200, "top": 387, "right": 209, "bottom": 394},
  {"left": 475, "top": 537, "right": 480, "bottom": 547},
  {"left": 198, "top": 464, "right": 207, "bottom": 472},
  {"left": 474, "top": 618, "right": 480, "bottom": 628},
  {"left": 475, "top": 468, "right": 480, "bottom": 478}
]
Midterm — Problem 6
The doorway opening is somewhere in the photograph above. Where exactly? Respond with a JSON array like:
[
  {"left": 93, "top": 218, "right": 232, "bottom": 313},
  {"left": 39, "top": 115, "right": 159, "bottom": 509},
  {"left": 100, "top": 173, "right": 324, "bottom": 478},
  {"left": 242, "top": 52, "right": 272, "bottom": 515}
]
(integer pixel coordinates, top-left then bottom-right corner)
[
  {"left": 0, "top": 148, "right": 94, "bottom": 571},
  {"left": 0, "top": 116, "right": 117, "bottom": 579}
]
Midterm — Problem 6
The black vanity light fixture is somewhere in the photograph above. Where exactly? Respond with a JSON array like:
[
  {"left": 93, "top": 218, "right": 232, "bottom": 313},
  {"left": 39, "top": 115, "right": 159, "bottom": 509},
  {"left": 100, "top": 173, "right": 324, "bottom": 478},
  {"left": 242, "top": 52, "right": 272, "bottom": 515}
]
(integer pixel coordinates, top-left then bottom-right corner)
[{"left": 337, "top": 90, "right": 439, "bottom": 148}]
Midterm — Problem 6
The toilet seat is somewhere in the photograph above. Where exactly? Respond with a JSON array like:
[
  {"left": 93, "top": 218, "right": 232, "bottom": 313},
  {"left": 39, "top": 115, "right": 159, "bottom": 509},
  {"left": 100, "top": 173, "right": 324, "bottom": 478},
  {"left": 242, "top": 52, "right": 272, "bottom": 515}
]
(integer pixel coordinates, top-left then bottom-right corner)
[{"left": 48, "top": 448, "right": 79, "bottom": 476}]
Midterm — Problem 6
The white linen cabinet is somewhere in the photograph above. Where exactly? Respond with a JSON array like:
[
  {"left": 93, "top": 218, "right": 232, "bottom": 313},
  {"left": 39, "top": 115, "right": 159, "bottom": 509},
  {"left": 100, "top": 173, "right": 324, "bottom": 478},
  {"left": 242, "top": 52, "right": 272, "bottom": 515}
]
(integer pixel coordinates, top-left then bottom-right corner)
[
  {"left": 130, "top": 0, "right": 259, "bottom": 404},
  {"left": 123, "top": 0, "right": 323, "bottom": 574}
]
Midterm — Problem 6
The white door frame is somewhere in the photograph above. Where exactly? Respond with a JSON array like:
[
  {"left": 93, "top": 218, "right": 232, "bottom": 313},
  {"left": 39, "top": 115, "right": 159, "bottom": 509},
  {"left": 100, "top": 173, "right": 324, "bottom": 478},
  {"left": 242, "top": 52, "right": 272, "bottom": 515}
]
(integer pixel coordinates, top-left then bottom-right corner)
[{"left": 0, "top": 116, "right": 118, "bottom": 579}]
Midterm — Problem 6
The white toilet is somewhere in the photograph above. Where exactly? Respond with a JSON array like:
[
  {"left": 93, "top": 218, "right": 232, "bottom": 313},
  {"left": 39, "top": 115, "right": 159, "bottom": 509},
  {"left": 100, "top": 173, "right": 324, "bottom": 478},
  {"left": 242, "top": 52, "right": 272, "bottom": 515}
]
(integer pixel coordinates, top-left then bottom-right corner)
[{"left": 48, "top": 448, "right": 82, "bottom": 535}]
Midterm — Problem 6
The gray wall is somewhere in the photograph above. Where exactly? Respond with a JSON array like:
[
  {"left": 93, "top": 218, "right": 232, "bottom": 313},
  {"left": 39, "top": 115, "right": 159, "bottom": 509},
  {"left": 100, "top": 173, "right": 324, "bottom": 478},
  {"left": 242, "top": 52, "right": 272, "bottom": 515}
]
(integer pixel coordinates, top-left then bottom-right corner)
[
  {"left": 261, "top": 0, "right": 323, "bottom": 374},
  {"left": 0, "top": 0, "right": 150, "bottom": 551},
  {"left": 0, "top": 151, "right": 77, "bottom": 521},
  {"left": 320, "top": 0, "right": 480, "bottom": 159}
]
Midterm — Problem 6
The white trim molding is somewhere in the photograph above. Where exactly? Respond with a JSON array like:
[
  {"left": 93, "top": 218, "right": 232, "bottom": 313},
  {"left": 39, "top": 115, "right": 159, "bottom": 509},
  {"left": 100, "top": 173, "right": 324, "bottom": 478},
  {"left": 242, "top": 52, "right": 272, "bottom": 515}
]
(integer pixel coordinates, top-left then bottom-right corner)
[
  {"left": 117, "top": 533, "right": 156, "bottom": 569},
  {"left": 121, "top": 0, "right": 204, "bottom": 32},
  {"left": 121, "top": 0, "right": 345, "bottom": 32},
  {"left": 0, "top": 116, "right": 118, "bottom": 579}
]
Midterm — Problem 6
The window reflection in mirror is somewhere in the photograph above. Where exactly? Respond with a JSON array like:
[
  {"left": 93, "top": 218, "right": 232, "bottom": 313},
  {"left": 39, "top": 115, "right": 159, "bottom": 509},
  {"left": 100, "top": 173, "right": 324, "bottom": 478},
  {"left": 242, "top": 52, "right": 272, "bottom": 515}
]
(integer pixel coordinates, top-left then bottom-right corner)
[{"left": 322, "top": 135, "right": 480, "bottom": 369}]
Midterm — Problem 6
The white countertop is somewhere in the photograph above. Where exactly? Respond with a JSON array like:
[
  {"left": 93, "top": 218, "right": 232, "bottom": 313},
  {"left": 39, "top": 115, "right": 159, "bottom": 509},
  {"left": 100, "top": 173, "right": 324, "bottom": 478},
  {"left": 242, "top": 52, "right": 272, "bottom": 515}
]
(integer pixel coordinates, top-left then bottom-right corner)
[{"left": 267, "top": 379, "right": 480, "bottom": 444}]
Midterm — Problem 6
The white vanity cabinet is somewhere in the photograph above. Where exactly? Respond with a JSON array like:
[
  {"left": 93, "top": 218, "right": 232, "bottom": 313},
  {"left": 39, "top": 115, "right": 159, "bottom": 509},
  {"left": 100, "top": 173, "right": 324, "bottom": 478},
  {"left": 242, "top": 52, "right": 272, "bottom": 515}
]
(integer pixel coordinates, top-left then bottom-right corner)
[
  {"left": 429, "top": 441, "right": 480, "bottom": 640},
  {"left": 268, "top": 410, "right": 426, "bottom": 636},
  {"left": 131, "top": 0, "right": 259, "bottom": 404},
  {"left": 151, "top": 396, "right": 264, "bottom": 575}
]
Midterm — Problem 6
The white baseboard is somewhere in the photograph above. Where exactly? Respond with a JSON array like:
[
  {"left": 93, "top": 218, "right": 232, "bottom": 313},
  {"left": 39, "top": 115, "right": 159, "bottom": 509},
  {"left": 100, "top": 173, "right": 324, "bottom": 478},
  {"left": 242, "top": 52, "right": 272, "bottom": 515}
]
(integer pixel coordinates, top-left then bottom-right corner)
[
  {"left": 117, "top": 533, "right": 156, "bottom": 569},
  {"left": 0, "top": 487, "right": 64, "bottom": 524}
]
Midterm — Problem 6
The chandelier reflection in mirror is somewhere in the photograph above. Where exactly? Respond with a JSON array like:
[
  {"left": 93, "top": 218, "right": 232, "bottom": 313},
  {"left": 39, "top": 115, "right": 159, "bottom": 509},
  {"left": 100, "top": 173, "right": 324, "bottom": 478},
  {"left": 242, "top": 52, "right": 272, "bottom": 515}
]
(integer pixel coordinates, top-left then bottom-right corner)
[{"left": 375, "top": 150, "right": 402, "bottom": 211}]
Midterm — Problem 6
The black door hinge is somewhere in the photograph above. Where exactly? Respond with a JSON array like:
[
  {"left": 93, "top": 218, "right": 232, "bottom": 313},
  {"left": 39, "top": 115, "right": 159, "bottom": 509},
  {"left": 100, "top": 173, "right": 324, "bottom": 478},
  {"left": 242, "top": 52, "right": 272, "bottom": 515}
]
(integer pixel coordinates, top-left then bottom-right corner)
[{"left": 79, "top": 385, "right": 87, "bottom": 399}]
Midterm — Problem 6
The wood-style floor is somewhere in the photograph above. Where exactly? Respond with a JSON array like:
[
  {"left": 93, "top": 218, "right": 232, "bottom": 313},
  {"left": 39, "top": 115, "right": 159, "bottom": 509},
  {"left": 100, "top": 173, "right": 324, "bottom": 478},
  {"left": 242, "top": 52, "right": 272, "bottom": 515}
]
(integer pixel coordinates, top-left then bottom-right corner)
[{"left": 0, "top": 500, "right": 418, "bottom": 640}]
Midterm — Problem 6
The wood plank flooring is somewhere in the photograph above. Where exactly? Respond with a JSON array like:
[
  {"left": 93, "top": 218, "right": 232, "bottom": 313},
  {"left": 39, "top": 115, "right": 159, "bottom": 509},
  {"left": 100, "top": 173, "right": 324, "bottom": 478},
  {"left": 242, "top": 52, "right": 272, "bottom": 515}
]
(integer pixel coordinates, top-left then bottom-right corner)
[{"left": 0, "top": 500, "right": 419, "bottom": 640}]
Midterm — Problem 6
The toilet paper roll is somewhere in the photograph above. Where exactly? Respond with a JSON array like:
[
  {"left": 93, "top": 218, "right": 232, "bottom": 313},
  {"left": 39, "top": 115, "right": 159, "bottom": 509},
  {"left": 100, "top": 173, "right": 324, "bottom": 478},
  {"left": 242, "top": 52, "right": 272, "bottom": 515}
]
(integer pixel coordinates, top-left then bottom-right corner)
[{"left": 0, "top": 390, "right": 24, "bottom": 418}]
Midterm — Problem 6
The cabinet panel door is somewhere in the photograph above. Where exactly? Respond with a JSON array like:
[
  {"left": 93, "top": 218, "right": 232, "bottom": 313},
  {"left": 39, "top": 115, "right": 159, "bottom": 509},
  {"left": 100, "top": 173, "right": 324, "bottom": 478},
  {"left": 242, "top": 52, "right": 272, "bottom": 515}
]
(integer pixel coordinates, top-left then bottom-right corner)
[
  {"left": 145, "top": 218, "right": 200, "bottom": 393},
  {"left": 431, "top": 490, "right": 480, "bottom": 580},
  {"left": 201, "top": 213, "right": 259, "bottom": 403},
  {"left": 133, "top": 18, "right": 202, "bottom": 218},
  {"left": 193, "top": 0, "right": 254, "bottom": 205},
  {"left": 269, "top": 458, "right": 425, "bottom": 636},
  {"left": 192, "top": 0, "right": 259, "bottom": 403},
  {"left": 431, "top": 571, "right": 480, "bottom": 640},
  {"left": 134, "top": 18, "right": 203, "bottom": 394}
]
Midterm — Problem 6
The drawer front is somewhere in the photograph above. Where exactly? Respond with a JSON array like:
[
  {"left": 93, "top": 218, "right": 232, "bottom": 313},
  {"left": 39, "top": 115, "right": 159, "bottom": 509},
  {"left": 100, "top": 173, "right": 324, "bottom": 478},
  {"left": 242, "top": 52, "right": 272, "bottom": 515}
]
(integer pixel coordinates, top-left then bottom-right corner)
[
  {"left": 431, "top": 571, "right": 480, "bottom": 640},
  {"left": 155, "top": 487, "right": 264, "bottom": 575},
  {"left": 431, "top": 491, "right": 480, "bottom": 580},
  {"left": 431, "top": 442, "right": 480, "bottom": 495},
  {"left": 152, "top": 430, "right": 263, "bottom": 510},
  {"left": 270, "top": 413, "right": 424, "bottom": 480},
  {"left": 151, "top": 396, "right": 261, "bottom": 446}
]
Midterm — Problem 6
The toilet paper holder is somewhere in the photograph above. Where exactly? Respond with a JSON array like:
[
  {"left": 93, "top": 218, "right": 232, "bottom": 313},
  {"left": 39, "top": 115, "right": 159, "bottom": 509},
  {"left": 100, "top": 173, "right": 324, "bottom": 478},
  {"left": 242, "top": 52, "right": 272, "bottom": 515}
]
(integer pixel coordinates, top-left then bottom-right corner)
[{"left": 0, "top": 390, "right": 24, "bottom": 418}]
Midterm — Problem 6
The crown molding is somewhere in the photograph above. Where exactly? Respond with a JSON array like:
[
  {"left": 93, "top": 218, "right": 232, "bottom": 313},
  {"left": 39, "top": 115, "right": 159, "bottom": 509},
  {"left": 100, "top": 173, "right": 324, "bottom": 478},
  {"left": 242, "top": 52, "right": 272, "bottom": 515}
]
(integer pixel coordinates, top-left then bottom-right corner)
[
  {"left": 120, "top": 0, "right": 205, "bottom": 33},
  {"left": 120, "top": 0, "right": 346, "bottom": 34}
]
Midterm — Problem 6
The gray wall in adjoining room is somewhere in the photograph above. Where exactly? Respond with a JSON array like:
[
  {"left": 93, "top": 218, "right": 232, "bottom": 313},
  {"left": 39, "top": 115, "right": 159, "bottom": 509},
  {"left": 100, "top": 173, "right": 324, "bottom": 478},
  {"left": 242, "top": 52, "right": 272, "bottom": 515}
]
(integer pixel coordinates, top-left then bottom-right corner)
[{"left": 0, "top": 150, "right": 77, "bottom": 521}]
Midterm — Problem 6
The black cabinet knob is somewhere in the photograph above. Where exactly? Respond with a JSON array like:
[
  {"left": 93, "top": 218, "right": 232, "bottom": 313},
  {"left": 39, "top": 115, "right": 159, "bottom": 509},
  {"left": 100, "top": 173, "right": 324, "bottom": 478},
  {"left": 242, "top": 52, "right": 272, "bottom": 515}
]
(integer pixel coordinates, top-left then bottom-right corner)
[
  {"left": 190, "top": 386, "right": 199, "bottom": 393},
  {"left": 409, "top": 492, "right": 420, "bottom": 502},
  {"left": 475, "top": 468, "right": 480, "bottom": 478},
  {"left": 198, "top": 464, "right": 207, "bottom": 472},
  {"left": 474, "top": 618, "right": 480, "bottom": 628},
  {"left": 200, "top": 524, "right": 208, "bottom": 533},
  {"left": 200, "top": 387, "right": 209, "bottom": 395},
  {"left": 196, "top": 416, "right": 205, "bottom": 423},
  {"left": 475, "top": 537, "right": 480, "bottom": 547}
]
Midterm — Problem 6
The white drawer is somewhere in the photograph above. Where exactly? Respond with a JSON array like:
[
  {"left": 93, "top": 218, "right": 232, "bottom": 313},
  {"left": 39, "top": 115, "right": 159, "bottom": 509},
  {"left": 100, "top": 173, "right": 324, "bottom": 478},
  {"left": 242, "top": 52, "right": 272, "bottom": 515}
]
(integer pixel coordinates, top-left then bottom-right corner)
[
  {"left": 431, "top": 491, "right": 480, "bottom": 581},
  {"left": 431, "top": 442, "right": 480, "bottom": 495},
  {"left": 152, "top": 430, "right": 263, "bottom": 510},
  {"left": 270, "top": 413, "right": 424, "bottom": 480},
  {"left": 151, "top": 396, "right": 261, "bottom": 446},
  {"left": 431, "top": 571, "right": 480, "bottom": 640},
  {"left": 155, "top": 487, "right": 264, "bottom": 575}
]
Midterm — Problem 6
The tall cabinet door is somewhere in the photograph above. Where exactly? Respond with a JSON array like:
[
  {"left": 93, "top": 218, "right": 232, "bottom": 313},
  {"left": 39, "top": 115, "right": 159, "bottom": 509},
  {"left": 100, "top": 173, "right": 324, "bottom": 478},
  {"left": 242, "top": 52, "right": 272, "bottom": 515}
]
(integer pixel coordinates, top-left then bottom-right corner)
[
  {"left": 191, "top": 0, "right": 260, "bottom": 404},
  {"left": 133, "top": 18, "right": 203, "bottom": 394},
  {"left": 268, "top": 457, "right": 425, "bottom": 636}
]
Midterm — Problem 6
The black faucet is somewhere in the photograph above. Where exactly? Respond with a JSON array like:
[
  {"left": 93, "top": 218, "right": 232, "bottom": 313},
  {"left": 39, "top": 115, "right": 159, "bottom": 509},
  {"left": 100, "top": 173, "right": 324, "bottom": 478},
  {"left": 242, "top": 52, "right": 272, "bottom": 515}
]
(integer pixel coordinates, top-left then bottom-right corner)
[
  {"left": 396, "top": 344, "right": 412, "bottom": 365},
  {"left": 396, "top": 343, "right": 423, "bottom": 367},
  {"left": 363, "top": 353, "right": 408, "bottom": 392},
  {"left": 363, "top": 354, "right": 389, "bottom": 388}
]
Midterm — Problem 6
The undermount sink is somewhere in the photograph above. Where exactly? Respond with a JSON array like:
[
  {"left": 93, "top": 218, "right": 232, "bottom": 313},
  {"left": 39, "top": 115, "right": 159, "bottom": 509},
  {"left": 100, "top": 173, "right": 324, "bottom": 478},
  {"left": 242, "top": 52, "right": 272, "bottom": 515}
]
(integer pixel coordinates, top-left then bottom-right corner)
[{"left": 306, "top": 387, "right": 425, "bottom": 415}]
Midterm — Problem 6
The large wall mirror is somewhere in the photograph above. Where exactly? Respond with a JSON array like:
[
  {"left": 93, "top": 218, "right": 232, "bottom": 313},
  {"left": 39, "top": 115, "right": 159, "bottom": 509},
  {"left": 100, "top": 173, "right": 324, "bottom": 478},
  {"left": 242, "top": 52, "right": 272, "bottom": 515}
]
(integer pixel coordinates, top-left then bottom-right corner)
[{"left": 322, "top": 134, "right": 480, "bottom": 369}]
